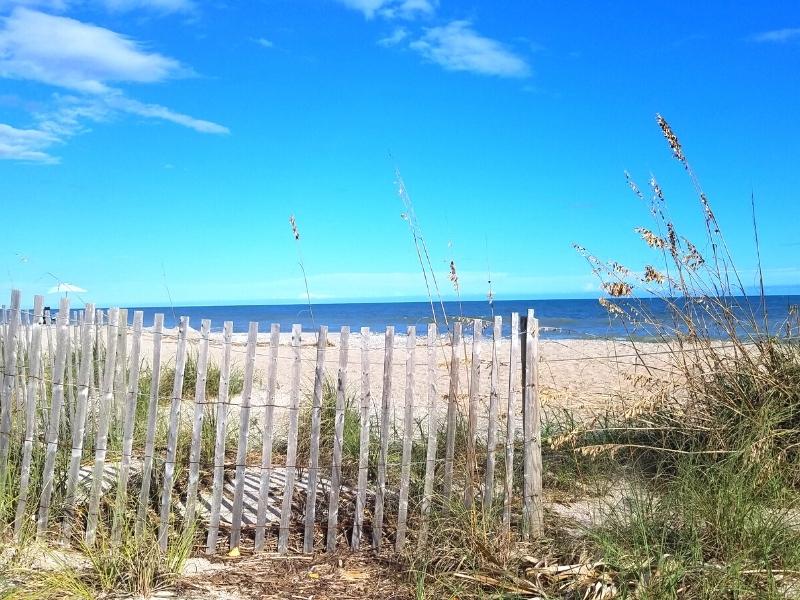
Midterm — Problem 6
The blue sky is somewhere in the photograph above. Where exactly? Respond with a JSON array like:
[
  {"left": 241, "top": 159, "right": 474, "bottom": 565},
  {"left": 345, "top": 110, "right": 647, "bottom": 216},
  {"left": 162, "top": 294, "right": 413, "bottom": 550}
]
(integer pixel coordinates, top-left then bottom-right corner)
[{"left": 1, "top": 0, "right": 798, "bottom": 307}]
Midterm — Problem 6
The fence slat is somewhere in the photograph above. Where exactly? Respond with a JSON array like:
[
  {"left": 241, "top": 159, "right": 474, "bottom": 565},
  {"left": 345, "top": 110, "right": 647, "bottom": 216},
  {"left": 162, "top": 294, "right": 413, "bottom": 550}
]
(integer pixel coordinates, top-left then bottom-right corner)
[
  {"left": 351, "top": 326, "right": 371, "bottom": 549},
  {"left": 136, "top": 313, "right": 164, "bottom": 536},
  {"left": 465, "top": 319, "right": 482, "bottom": 508},
  {"left": 443, "top": 322, "right": 462, "bottom": 503},
  {"left": 326, "top": 326, "right": 349, "bottom": 552},
  {"left": 303, "top": 325, "right": 328, "bottom": 553},
  {"left": 230, "top": 321, "right": 258, "bottom": 550},
  {"left": 503, "top": 312, "right": 520, "bottom": 530},
  {"left": 531, "top": 316, "right": 543, "bottom": 535},
  {"left": 113, "top": 309, "right": 128, "bottom": 439},
  {"left": 185, "top": 319, "right": 211, "bottom": 527},
  {"left": 206, "top": 321, "right": 233, "bottom": 554},
  {"left": 484, "top": 316, "right": 502, "bottom": 509},
  {"left": 14, "top": 296, "right": 44, "bottom": 539},
  {"left": 36, "top": 298, "right": 71, "bottom": 537},
  {"left": 255, "top": 323, "right": 280, "bottom": 551},
  {"left": 418, "top": 323, "right": 438, "bottom": 547},
  {"left": 373, "top": 325, "right": 394, "bottom": 552},
  {"left": 60, "top": 303, "right": 95, "bottom": 543},
  {"left": 0, "top": 289, "right": 21, "bottom": 485},
  {"left": 85, "top": 306, "right": 120, "bottom": 545},
  {"left": 522, "top": 309, "right": 543, "bottom": 538},
  {"left": 396, "top": 326, "right": 416, "bottom": 551},
  {"left": 111, "top": 310, "right": 144, "bottom": 545},
  {"left": 278, "top": 324, "right": 302, "bottom": 555},
  {"left": 158, "top": 316, "right": 190, "bottom": 551}
]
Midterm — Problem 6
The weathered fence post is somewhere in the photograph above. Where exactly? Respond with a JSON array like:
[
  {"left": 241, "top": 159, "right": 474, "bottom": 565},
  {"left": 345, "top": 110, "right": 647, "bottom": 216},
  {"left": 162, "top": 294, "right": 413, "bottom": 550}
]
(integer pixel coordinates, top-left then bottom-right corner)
[
  {"left": 136, "top": 313, "right": 164, "bottom": 536},
  {"left": 351, "top": 327, "right": 371, "bottom": 549},
  {"left": 418, "top": 323, "right": 438, "bottom": 547},
  {"left": 396, "top": 326, "right": 415, "bottom": 551},
  {"left": 158, "top": 316, "right": 190, "bottom": 550},
  {"left": 255, "top": 323, "right": 280, "bottom": 552},
  {"left": 185, "top": 319, "right": 211, "bottom": 528},
  {"left": 484, "top": 315, "right": 502, "bottom": 509},
  {"left": 230, "top": 321, "right": 258, "bottom": 550},
  {"left": 14, "top": 295, "right": 44, "bottom": 539},
  {"left": 36, "top": 297, "right": 71, "bottom": 538},
  {"left": 113, "top": 309, "right": 128, "bottom": 437},
  {"left": 326, "top": 326, "right": 349, "bottom": 552},
  {"left": 304, "top": 325, "right": 328, "bottom": 553},
  {"left": 503, "top": 312, "right": 520, "bottom": 530},
  {"left": 373, "top": 326, "right": 394, "bottom": 552},
  {"left": 521, "top": 309, "right": 543, "bottom": 538},
  {"left": 60, "top": 303, "right": 95, "bottom": 542},
  {"left": 465, "top": 319, "right": 482, "bottom": 508},
  {"left": 206, "top": 321, "right": 233, "bottom": 554},
  {"left": 111, "top": 310, "right": 144, "bottom": 545},
  {"left": 443, "top": 321, "right": 462, "bottom": 504},
  {"left": 85, "top": 307, "right": 120, "bottom": 545},
  {"left": 0, "top": 289, "right": 21, "bottom": 487},
  {"left": 278, "top": 324, "right": 302, "bottom": 555}
]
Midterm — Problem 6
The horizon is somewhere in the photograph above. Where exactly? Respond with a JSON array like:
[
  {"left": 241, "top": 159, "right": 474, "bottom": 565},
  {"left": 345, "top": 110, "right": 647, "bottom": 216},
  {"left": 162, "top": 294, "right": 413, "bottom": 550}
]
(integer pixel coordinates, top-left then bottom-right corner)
[
  {"left": 14, "top": 290, "right": 800, "bottom": 312},
  {"left": 2, "top": 1, "right": 799, "bottom": 306}
]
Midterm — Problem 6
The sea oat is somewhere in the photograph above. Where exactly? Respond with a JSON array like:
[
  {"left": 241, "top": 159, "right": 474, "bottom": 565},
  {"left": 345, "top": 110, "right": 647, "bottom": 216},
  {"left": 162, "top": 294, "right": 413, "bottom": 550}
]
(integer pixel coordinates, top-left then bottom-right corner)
[
  {"left": 649, "top": 176, "right": 664, "bottom": 202},
  {"left": 644, "top": 265, "right": 665, "bottom": 284},
  {"left": 656, "top": 113, "right": 686, "bottom": 163},
  {"left": 666, "top": 222, "right": 680, "bottom": 261},
  {"left": 602, "top": 282, "right": 633, "bottom": 297},
  {"left": 624, "top": 171, "right": 644, "bottom": 199},
  {"left": 635, "top": 227, "right": 666, "bottom": 249},
  {"left": 449, "top": 260, "right": 459, "bottom": 293},
  {"left": 610, "top": 261, "right": 630, "bottom": 276},
  {"left": 289, "top": 214, "right": 300, "bottom": 240},
  {"left": 598, "top": 297, "right": 625, "bottom": 316},
  {"left": 683, "top": 239, "right": 705, "bottom": 270}
]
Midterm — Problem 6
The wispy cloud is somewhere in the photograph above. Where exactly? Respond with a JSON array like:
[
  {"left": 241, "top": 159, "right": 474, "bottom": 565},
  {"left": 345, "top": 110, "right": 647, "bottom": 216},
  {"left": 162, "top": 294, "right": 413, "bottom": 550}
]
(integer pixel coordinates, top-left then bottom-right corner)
[
  {"left": 0, "top": 122, "right": 60, "bottom": 163},
  {"left": 109, "top": 95, "right": 229, "bottom": 134},
  {"left": 409, "top": 20, "right": 530, "bottom": 78},
  {"left": 377, "top": 26, "right": 407, "bottom": 47},
  {"left": 750, "top": 27, "right": 800, "bottom": 43},
  {"left": 335, "top": 0, "right": 436, "bottom": 20},
  {"left": 255, "top": 36, "right": 274, "bottom": 48},
  {"left": 0, "top": 0, "right": 195, "bottom": 14},
  {"left": 99, "top": 0, "right": 195, "bottom": 14},
  {"left": 0, "top": 7, "right": 227, "bottom": 162}
]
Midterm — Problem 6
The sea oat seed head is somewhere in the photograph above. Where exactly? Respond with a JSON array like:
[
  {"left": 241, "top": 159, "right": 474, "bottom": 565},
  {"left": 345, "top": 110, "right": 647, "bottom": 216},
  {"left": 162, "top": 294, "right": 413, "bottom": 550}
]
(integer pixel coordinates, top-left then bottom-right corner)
[
  {"left": 289, "top": 214, "right": 300, "bottom": 240},
  {"left": 635, "top": 227, "right": 666, "bottom": 249},
  {"left": 602, "top": 282, "right": 633, "bottom": 297},
  {"left": 644, "top": 265, "right": 665, "bottom": 284},
  {"left": 449, "top": 260, "right": 459, "bottom": 293},
  {"left": 656, "top": 113, "right": 686, "bottom": 163}
]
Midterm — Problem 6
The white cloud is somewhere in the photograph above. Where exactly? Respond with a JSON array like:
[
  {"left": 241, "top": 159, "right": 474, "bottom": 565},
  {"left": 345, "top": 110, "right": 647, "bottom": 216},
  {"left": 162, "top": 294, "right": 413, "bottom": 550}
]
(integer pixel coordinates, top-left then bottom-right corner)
[
  {"left": 255, "top": 37, "right": 274, "bottom": 48},
  {"left": 377, "top": 26, "right": 407, "bottom": 46},
  {"left": 109, "top": 95, "right": 229, "bottom": 134},
  {"left": 0, "top": 8, "right": 227, "bottom": 162},
  {"left": 0, "top": 0, "right": 195, "bottom": 14},
  {"left": 0, "top": 122, "right": 60, "bottom": 162},
  {"left": 99, "top": 0, "right": 195, "bottom": 14},
  {"left": 0, "top": 8, "right": 181, "bottom": 93},
  {"left": 409, "top": 20, "right": 530, "bottom": 78},
  {"left": 335, "top": 0, "right": 436, "bottom": 20},
  {"left": 750, "top": 27, "right": 800, "bottom": 43},
  {"left": 0, "top": 0, "right": 70, "bottom": 11}
]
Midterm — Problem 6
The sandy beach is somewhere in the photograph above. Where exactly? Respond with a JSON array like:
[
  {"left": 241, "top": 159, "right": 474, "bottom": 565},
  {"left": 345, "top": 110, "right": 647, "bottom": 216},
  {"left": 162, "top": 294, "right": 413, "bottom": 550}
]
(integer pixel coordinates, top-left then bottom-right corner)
[{"left": 121, "top": 324, "right": 674, "bottom": 439}]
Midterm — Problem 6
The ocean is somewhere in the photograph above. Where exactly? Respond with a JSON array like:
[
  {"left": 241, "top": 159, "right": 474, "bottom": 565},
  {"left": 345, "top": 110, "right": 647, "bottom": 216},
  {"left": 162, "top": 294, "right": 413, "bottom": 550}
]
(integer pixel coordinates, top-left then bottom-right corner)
[{"left": 120, "top": 296, "right": 800, "bottom": 340}]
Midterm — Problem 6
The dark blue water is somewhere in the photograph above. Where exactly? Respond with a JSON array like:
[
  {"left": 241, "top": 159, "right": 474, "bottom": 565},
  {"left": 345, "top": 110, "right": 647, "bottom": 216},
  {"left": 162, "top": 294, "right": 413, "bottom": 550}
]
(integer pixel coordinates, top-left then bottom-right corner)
[{"left": 120, "top": 296, "right": 800, "bottom": 340}]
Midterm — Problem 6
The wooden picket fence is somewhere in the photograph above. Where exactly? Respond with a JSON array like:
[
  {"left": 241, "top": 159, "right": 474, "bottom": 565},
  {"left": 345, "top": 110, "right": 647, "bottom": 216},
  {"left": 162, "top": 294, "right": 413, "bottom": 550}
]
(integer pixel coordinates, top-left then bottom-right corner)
[{"left": 0, "top": 289, "right": 542, "bottom": 554}]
